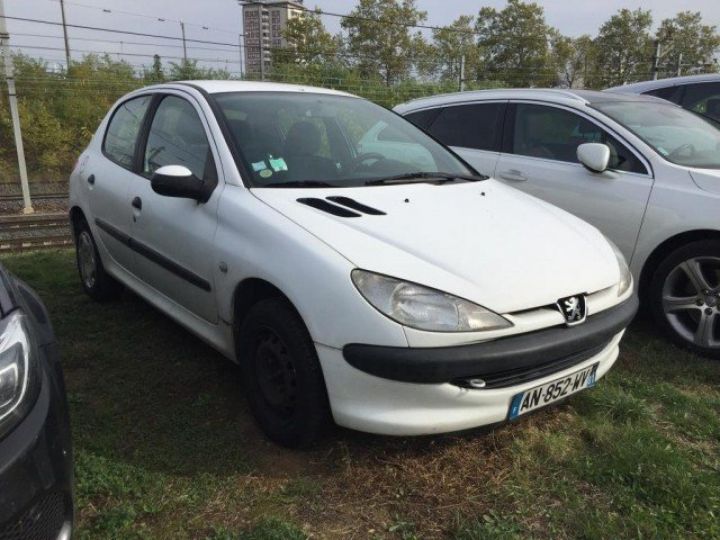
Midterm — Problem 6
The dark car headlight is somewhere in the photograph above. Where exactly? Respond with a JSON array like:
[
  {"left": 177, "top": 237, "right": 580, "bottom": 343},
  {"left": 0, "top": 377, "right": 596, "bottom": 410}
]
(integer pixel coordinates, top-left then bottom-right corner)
[{"left": 0, "top": 311, "right": 40, "bottom": 438}]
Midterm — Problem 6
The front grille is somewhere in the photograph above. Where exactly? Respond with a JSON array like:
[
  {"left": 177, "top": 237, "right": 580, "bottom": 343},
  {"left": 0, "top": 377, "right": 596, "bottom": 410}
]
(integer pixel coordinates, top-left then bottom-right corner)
[
  {"left": 451, "top": 341, "right": 609, "bottom": 390},
  {"left": 0, "top": 491, "right": 66, "bottom": 540}
]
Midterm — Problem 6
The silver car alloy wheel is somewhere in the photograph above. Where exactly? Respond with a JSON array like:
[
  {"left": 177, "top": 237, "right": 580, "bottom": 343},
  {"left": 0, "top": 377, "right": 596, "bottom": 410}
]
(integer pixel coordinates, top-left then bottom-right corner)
[
  {"left": 662, "top": 256, "right": 720, "bottom": 349},
  {"left": 78, "top": 230, "right": 97, "bottom": 290}
]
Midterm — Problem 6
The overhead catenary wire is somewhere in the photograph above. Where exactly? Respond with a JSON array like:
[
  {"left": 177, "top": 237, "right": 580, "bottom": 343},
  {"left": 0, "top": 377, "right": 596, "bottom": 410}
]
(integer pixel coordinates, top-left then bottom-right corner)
[{"left": 0, "top": 14, "right": 243, "bottom": 47}]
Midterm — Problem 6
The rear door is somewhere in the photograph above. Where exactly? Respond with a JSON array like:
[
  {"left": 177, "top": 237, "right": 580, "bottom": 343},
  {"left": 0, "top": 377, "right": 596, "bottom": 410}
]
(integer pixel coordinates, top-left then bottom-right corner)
[
  {"left": 89, "top": 94, "right": 152, "bottom": 271},
  {"left": 422, "top": 101, "right": 507, "bottom": 177},
  {"left": 128, "top": 91, "right": 221, "bottom": 323},
  {"left": 494, "top": 102, "right": 653, "bottom": 258}
]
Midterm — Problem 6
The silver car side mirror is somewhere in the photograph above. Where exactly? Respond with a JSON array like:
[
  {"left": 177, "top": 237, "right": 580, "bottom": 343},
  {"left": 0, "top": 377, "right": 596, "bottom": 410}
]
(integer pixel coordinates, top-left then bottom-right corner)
[{"left": 577, "top": 143, "right": 610, "bottom": 173}]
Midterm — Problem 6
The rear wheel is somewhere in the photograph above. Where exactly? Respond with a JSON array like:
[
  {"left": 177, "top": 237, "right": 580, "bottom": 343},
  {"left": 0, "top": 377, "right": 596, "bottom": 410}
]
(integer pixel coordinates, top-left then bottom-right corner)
[
  {"left": 649, "top": 239, "right": 720, "bottom": 359},
  {"left": 75, "top": 220, "right": 122, "bottom": 301},
  {"left": 237, "top": 298, "right": 330, "bottom": 447}
]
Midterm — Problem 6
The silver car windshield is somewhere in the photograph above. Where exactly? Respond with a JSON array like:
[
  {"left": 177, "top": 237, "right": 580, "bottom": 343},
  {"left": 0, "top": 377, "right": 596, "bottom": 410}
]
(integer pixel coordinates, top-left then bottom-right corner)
[
  {"left": 594, "top": 101, "right": 720, "bottom": 169},
  {"left": 212, "top": 92, "right": 473, "bottom": 187}
]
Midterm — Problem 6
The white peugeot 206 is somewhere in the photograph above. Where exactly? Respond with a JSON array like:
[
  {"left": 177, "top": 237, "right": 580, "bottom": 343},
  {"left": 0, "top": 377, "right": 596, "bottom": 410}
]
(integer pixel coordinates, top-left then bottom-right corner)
[{"left": 69, "top": 81, "right": 637, "bottom": 447}]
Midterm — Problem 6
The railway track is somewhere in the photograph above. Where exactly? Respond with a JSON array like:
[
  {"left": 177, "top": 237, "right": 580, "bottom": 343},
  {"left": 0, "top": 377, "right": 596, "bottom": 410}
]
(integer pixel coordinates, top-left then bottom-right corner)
[
  {"left": 0, "top": 192, "right": 67, "bottom": 202},
  {"left": 0, "top": 213, "right": 73, "bottom": 253},
  {"left": 0, "top": 234, "right": 74, "bottom": 253}
]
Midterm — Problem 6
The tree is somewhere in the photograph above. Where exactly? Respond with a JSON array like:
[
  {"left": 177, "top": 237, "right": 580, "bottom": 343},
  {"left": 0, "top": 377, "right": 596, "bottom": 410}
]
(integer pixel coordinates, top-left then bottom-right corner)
[
  {"left": 341, "top": 0, "right": 428, "bottom": 86},
  {"left": 430, "top": 15, "right": 480, "bottom": 83},
  {"left": 167, "top": 59, "right": 231, "bottom": 81},
  {"left": 143, "top": 54, "right": 165, "bottom": 83},
  {"left": 272, "top": 8, "right": 341, "bottom": 68},
  {"left": 592, "top": 8, "right": 653, "bottom": 87},
  {"left": 474, "top": 0, "right": 554, "bottom": 87},
  {"left": 656, "top": 11, "right": 720, "bottom": 76},
  {"left": 549, "top": 33, "right": 594, "bottom": 88}
]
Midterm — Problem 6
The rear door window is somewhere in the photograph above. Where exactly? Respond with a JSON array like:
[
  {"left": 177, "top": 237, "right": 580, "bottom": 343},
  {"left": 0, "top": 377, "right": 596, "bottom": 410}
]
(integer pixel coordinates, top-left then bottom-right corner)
[
  {"left": 427, "top": 103, "right": 505, "bottom": 151},
  {"left": 644, "top": 86, "right": 684, "bottom": 104},
  {"left": 681, "top": 83, "right": 720, "bottom": 123},
  {"left": 511, "top": 103, "right": 647, "bottom": 174},
  {"left": 103, "top": 95, "right": 152, "bottom": 169}
]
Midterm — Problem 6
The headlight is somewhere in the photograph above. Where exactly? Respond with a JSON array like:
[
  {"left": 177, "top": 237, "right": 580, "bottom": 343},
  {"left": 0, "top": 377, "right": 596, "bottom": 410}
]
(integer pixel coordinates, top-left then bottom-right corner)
[
  {"left": 606, "top": 238, "right": 632, "bottom": 297},
  {"left": 351, "top": 270, "right": 512, "bottom": 332},
  {"left": 0, "top": 312, "right": 39, "bottom": 437}
]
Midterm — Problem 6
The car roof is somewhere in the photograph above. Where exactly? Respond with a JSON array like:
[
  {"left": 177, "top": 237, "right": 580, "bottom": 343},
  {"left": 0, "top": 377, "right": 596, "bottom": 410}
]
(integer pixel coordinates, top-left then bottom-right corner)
[
  {"left": 148, "top": 80, "right": 357, "bottom": 98},
  {"left": 393, "top": 87, "right": 667, "bottom": 113},
  {"left": 606, "top": 73, "right": 720, "bottom": 94}
]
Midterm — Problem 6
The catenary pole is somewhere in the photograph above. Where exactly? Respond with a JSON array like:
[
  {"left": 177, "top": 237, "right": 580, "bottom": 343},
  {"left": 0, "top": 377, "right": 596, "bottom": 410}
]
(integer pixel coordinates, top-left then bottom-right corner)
[
  {"left": 59, "top": 0, "right": 71, "bottom": 68},
  {"left": 180, "top": 21, "right": 187, "bottom": 61},
  {"left": 0, "top": 0, "right": 33, "bottom": 214}
]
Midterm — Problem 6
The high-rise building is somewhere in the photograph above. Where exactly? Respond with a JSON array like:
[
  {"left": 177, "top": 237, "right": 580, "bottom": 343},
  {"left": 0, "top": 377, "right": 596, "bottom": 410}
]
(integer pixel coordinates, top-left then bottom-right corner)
[{"left": 239, "top": 0, "right": 305, "bottom": 77}]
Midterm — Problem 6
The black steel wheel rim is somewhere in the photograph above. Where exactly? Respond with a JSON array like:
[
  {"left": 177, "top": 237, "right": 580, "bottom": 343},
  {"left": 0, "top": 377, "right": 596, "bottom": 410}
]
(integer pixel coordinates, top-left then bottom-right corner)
[{"left": 253, "top": 327, "right": 298, "bottom": 418}]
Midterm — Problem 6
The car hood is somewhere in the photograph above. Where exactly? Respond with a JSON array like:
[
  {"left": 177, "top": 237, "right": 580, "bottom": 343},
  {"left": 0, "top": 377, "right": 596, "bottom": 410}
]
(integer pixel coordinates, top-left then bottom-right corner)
[
  {"left": 689, "top": 168, "right": 720, "bottom": 195},
  {"left": 252, "top": 180, "right": 620, "bottom": 313}
]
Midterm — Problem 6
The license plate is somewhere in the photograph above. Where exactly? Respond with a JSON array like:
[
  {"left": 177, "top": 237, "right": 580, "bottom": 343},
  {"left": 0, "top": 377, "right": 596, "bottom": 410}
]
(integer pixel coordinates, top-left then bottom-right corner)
[{"left": 508, "top": 363, "right": 598, "bottom": 420}]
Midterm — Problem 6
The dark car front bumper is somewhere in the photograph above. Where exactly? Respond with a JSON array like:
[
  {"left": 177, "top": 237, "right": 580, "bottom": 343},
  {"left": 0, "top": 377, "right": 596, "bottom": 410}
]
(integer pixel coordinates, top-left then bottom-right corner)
[
  {"left": 343, "top": 295, "right": 639, "bottom": 387},
  {"left": 0, "top": 277, "right": 73, "bottom": 540}
]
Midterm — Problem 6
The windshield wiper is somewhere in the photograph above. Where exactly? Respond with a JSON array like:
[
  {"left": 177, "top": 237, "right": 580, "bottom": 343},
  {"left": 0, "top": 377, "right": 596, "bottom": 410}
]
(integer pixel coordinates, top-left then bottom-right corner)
[
  {"left": 262, "top": 180, "right": 335, "bottom": 188},
  {"left": 364, "top": 172, "right": 488, "bottom": 186}
]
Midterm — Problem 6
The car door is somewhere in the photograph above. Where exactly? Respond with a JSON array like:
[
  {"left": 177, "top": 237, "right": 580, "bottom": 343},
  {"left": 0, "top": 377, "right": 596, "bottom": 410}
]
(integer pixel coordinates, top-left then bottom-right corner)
[
  {"left": 89, "top": 94, "right": 152, "bottom": 271},
  {"left": 494, "top": 102, "right": 653, "bottom": 258},
  {"left": 128, "top": 92, "right": 221, "bottom": 323},
  {"left": 422, "top": 101, "right": 507, "bottom": 177}
]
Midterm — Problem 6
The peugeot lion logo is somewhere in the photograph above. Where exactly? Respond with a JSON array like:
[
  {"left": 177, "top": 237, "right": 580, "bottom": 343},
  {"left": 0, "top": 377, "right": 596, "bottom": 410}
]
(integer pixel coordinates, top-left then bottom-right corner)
[{"left": 557, "top": 295, "right": 587, "bottom": 325}]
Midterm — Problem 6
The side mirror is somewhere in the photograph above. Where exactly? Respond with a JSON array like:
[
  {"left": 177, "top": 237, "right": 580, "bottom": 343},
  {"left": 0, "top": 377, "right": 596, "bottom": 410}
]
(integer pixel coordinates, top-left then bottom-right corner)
[
  {"left": 151, "top": 165, "right": 206, "bottom": 201},
  {"left": 577, "top": 143, "right": 610, "bottom": 173}
]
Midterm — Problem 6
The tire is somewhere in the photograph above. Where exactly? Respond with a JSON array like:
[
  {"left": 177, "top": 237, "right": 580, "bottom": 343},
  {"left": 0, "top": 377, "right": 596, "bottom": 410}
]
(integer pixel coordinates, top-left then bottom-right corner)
[
  {"left": 74, "top": 219, "right": 123, "bottom": 301},
  {"left": 237, "top": 297, "right": 330, "bottom": 448},
  {"left": 649, "top": 239, "right": 720, "bottom": 359}
]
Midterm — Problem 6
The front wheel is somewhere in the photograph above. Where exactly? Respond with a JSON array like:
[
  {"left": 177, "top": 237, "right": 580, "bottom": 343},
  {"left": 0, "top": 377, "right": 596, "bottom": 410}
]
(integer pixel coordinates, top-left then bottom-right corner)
[
  {"left": 237, "top": 298, "right": 330, "bottom": 447},
  {"left": 649, "top": 239, "right": 720, "bottom": 359}
]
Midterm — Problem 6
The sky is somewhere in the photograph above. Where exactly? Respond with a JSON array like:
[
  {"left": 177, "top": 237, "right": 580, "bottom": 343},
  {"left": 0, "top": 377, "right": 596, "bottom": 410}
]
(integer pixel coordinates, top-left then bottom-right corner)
[{"left": 2, "top": 0, "right": 719, "bottom": 73}]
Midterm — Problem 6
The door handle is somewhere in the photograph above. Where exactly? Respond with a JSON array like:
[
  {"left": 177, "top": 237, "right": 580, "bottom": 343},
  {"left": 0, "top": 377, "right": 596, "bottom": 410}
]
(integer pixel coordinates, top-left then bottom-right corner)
[
  {"left": 87, "top": 174, "right": 95, "bottom": 185},
  {"left": 498, "top": 169, "right": 527, "bottom": 182},
  {"left": 131, "top": 196, "right": 142, "bottom": 210}
]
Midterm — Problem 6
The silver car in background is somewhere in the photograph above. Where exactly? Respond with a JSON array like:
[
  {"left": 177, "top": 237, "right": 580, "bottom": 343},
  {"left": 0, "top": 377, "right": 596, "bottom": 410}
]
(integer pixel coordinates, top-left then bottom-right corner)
[
  {"left": 607, "top": 74, "right": 720, "bottom": 126},
  {"left": 396, "top": 89, "right": 720, "bottom": 358}
]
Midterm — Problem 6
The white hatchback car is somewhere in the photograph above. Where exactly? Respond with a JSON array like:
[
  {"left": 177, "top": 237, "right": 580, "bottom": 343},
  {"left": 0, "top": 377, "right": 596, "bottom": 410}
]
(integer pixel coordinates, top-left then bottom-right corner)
[
  {"left": 69, "top": 82, "right": 636, "bottom": 447},
  {"left": 396, "top": 89, "right": 720, "bottom": 359}
]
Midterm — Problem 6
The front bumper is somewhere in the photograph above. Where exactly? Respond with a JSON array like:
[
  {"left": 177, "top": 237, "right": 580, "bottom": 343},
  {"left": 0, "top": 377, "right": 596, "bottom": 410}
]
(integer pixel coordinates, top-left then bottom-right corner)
[
  {"left": 318, "top": 296, "right": 637, "bottom": 436},
  {"left": 343, "top": 295, "right": 638, "bottom": 385}
]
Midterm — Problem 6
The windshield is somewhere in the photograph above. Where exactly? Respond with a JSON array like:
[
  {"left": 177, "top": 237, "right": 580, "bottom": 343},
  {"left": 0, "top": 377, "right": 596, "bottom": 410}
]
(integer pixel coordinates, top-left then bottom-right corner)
[
  {"left": 593, "top": 101, "right": 720, "bottom": 169},
  {"left": 212, "top": 92, "right": 473, "bottom": 187}
]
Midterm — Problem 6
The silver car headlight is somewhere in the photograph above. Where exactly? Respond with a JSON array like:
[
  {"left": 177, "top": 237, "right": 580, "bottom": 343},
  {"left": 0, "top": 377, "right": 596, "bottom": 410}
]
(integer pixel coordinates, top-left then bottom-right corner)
[
  {"left": 0, "top": 311, "right": 38, "bottom": 436},
  {"left": 351, "top": 270, "right": 512, "bottom": 332},
  {"left": 606, "top": 238, "right": 632, "bottom": 297}
]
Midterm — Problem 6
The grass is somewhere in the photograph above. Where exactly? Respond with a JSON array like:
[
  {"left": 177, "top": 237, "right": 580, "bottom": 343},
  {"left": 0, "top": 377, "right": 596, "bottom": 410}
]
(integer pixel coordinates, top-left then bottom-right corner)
[{"left": 4, "top": 249, "right": 720, "bottom": 539}]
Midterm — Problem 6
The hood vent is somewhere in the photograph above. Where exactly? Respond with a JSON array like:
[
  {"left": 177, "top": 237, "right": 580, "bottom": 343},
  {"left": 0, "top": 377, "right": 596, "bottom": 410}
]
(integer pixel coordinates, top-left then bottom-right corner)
[
  {"left": 326, "top": 196, "right": 386, "bottom": 216},
  {"left": 297, "top": 198, "right": 361, "bottom": 218}
]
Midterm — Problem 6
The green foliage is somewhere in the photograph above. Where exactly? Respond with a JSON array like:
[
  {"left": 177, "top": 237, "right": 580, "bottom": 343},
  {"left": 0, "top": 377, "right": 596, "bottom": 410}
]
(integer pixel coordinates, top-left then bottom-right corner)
[
  {"left": 271, "top": 9, "right": 342, "bottom": 69},
  {"left": 656, "top": 11, "right": 720, "bottom": 77},
  {"left": 342, "top": 0, "right": 428, "bottom": 86},
  {"left": 429, "top": 15, "right": 480, "bottom": 82},
  {"left": 591, "top": 8, "right": 654, "bottom": 87},
  {"left": 475, "top": 0, "right": 554, "bottom": 87}
]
